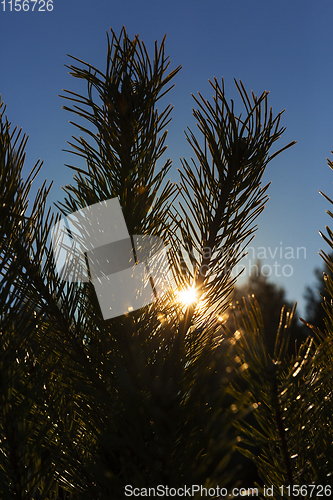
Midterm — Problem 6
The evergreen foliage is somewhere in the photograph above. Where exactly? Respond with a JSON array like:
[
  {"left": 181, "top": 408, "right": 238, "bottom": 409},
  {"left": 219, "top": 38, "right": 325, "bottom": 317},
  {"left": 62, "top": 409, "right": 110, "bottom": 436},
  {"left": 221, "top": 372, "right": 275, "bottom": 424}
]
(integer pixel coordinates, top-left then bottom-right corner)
[
  {"left": 304, "top": 253, "right": 333, "bottom": 334},
  {"left": 226, "top": 266, "right": 308, "bottom": 356},
  {"left": 1, "top": 26, "right": 332, "bottom": 499}
]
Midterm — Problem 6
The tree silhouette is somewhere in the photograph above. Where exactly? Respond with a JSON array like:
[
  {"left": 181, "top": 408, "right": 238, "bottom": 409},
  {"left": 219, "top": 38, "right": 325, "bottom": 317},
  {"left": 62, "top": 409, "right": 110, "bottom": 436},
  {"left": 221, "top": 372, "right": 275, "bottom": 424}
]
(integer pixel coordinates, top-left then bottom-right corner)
[
  {"left": 3, "top": 25, "right": 333, "bottom": 499},
  {"left": 304, "top": 254, "right": 333, "bottom": 334},
  {"left": 225, "top": 261, "right": 308, "bottom": 356}
]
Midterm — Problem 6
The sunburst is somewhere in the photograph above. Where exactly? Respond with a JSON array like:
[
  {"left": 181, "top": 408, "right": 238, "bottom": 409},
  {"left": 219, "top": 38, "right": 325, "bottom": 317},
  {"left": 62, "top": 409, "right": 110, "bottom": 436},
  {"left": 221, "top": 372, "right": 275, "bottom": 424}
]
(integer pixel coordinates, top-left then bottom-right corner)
[{"left": 178, "top": 286, "right": 197, "bottom": 306}]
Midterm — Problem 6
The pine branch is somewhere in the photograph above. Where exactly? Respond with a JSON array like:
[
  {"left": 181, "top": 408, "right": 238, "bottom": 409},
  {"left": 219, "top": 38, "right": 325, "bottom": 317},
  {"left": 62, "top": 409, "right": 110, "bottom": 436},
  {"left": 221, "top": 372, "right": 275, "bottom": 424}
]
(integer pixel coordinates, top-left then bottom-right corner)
[
  {"left": 172, "top": 78, "right": 296, "bottom": 341},
  {"left": 58, "top": 26, "right": 181, "bottom": 237}
]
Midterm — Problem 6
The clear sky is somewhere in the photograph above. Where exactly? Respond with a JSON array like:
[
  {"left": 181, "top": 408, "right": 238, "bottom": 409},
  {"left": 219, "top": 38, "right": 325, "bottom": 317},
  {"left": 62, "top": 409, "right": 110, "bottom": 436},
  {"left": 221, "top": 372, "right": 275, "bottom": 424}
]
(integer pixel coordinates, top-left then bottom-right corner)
[{"left": 1, "top": 0, "right": 333, "bottom": 318}]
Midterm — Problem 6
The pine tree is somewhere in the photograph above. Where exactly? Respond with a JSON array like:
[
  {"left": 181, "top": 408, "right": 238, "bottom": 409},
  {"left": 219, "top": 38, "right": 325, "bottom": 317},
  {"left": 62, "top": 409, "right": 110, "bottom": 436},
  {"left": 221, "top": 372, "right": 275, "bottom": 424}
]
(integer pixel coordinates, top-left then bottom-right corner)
[
  {"left": 1, "top": 26, "right": 299, "bottom": 498},
  {"left": 225, "top": 263, "right": 308, "bottom": 357},
  {"left": 304, "top": 253, "right": 333, "bottom": 334},
  {"left": 228, "top": 160, "right": 333, "bottom": 496}
]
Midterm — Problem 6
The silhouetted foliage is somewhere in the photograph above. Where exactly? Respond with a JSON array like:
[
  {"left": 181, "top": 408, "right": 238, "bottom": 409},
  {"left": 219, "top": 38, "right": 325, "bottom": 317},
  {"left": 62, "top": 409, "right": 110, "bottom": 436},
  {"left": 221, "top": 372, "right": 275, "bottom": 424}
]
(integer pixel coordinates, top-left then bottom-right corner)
[
  {"left": 3, "top": 25, "right": 333, "bottom": 499},
  {"left": 225, "top": 261, "right": 308, "bottom": 356},
  {"left": 304, "top": 254, "right": 333, "bottom": 334}
]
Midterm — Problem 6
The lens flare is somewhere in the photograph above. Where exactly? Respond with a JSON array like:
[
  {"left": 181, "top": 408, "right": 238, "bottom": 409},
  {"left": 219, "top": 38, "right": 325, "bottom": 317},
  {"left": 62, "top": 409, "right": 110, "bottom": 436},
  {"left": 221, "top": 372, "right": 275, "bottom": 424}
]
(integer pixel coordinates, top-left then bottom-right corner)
[{"left": 178, "top": 287, "right": 197, "bottom": 306}]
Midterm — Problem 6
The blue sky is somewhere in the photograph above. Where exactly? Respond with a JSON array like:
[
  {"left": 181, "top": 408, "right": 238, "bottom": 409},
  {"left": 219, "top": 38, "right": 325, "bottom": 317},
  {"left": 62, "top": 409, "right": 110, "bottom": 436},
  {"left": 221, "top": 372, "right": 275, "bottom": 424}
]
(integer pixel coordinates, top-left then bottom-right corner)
[{"left": 1, "top": 0, "right": 333, "bottom": 317}]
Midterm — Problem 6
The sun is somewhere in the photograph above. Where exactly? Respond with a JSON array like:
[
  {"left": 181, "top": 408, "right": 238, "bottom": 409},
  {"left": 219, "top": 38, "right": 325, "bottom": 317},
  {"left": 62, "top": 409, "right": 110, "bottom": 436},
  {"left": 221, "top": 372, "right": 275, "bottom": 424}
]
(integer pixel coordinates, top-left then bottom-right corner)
[{"left": 178, "top": 286, "right": 197, "bottom": 306}]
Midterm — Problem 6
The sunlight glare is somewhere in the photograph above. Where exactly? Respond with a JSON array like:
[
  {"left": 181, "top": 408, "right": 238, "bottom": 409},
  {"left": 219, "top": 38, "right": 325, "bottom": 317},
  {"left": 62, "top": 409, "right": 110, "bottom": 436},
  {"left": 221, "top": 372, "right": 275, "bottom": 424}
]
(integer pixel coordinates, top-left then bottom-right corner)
[{"left": 178, "top": 287, "right": 197, "bottom": 306}]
